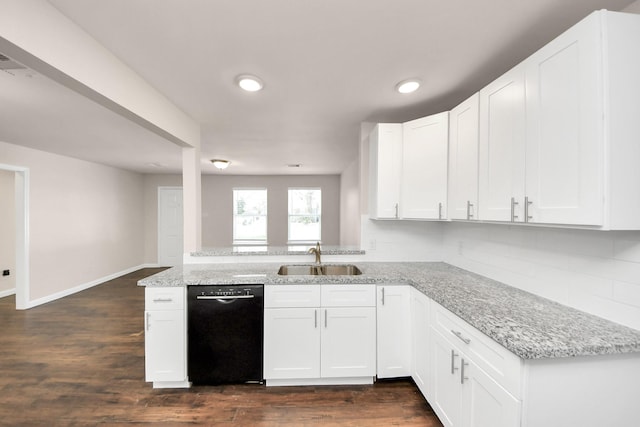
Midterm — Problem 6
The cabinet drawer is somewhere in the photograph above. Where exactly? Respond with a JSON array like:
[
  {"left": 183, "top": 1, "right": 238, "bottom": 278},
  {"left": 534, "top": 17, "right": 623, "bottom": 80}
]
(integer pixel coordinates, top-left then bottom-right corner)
[
  {"left": 321, "top": 285, "right": 376, "bottom": 307},
  {"left": 145, "top": 287, "right": 184, "bottom": 310},
  {"left": 265, "top": 285, "right": 321, "bottom": 308},
  {"left": 432, "top": 302, "right": 522, "bottom": 398}
]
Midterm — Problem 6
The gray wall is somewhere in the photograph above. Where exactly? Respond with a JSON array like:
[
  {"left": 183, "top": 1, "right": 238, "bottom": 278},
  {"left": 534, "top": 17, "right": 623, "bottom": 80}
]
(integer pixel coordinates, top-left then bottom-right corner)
[{"left": 201, "top": 175, "right": 341, "bottom": 247}]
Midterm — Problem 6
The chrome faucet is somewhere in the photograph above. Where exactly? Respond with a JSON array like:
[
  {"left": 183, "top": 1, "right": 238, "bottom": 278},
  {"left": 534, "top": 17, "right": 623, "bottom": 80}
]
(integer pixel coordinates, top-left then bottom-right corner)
[{"left": 308, "top": 241, "right": 322, "bottom": 264}]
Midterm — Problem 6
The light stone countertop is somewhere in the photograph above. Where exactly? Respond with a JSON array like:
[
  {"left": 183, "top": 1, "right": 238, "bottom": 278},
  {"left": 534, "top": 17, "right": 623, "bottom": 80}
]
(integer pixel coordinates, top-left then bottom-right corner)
[{"left": 138, "top": 261, "right": 640, "bottom": 360}]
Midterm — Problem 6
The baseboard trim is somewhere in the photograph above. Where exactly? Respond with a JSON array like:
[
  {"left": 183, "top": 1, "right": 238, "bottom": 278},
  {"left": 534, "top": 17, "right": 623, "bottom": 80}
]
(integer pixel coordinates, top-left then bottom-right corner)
[
  {"left": 25, "top": 264, "right": 149, "bottom": 309},
  {"left": 0, "top": 288, "right": 16, "bottom": 298}
]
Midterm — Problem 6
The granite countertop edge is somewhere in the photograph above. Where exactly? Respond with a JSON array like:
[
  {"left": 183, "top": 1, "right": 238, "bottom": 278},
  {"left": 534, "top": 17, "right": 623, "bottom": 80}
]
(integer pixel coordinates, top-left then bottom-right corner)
[{"left": 138, "top": 262, "right": 640, "bottom": 361}]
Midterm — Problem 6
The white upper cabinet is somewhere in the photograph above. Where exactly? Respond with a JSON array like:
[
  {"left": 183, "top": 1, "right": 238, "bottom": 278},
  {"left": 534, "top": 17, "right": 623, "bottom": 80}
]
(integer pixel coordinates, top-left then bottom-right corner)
[
  {"left": 524, "top": 11, "right": 604, "bottom": 226},
  {"left": 401, "top": 112, "right": 449, "bottom": 220},
  {"left": 478, "top": 64, "right": 527, "bottom": 223},
  {"left": 477, "top": 10, "right": 640, "bottom": 229},
  {"left": 448, "top": 93, "right": 480, "bottom": 220},
  {"left": 369, "top": 123, "right": 403, "bottom": 219}
]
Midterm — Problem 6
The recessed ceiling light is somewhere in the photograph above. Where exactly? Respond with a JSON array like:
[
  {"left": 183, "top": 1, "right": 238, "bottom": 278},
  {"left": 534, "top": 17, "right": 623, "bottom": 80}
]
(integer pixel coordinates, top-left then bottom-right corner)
[
  {"left": 395, "top": 79, "right": 421, "bottom": 94},
  {"left": 211, "top": 159, "right": 231, "bottom": 170},
  {"left": 236, "top": 74, "right": 264, "bottom": 92}
]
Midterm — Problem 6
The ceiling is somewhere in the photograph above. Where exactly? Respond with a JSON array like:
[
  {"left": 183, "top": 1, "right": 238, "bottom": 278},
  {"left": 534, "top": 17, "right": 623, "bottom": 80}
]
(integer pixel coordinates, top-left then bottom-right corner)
[{"left": 0, "top": 0, "right": 636, "bottom": 175}]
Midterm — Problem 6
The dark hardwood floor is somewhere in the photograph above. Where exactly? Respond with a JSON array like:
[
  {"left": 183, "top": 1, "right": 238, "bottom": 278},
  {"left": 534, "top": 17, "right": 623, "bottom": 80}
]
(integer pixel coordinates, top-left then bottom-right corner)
[{"left": 0, "top": 269, "right": 443, "bottom": 426}]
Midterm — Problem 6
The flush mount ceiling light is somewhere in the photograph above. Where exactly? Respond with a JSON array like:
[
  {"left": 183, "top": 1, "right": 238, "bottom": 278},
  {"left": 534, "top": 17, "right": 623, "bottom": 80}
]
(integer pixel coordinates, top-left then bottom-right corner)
[
  {"left": 395, "top": 78, "right": 421, "bottom": 94},
  {"left": 211, "top": 159, "right": 230, "bottom": 170},
  {"left": 236, "top": 74, "right": 264, "bottom": 92}
]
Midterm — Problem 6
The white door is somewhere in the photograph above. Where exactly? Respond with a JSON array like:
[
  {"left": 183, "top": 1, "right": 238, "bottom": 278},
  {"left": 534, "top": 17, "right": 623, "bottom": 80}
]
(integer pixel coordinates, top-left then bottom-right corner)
[
  {"left": 369, "top": 124, "right": 402, "bottom": 219},
  {"left": 478, "top": 64, "right": 526, "bottom": 222},
  {"left": 263, "top": 308, "right": 321, "bottom": 379},
  {"left": 525, "top": 11, "right": 604, "bottom": 226},
  {"left": 158, "top": 187, "right": 183, "bottom": 266},
  {"left": 377, "top": 285, "right": 411, "bottom": 378},
  {"left": 320, "top": 307, "right": 376, "bottom": 378},
  {"left": 463, "top": 358, "right": 520, "bottom": 427},
  {"left": 144, "top": 309, "right": 186, "bottom": 382},
  {"left": 401, "top": 112, "right": 449, "bottom": 219},
  {"left": 411, "top": 289, "right": 431, "bottom": 399},
  {"left": 448, "top": 93, "right": 480, "bottom": 220},
  {"left": 431, "top": 330, "right": 464, "bottom": 427}
]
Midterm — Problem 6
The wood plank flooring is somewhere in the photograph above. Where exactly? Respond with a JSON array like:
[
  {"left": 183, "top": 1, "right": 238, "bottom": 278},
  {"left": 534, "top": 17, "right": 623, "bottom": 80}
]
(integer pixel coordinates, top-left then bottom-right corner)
[{"left": 0, "top": 268, "right": 443, "bottom": 426}]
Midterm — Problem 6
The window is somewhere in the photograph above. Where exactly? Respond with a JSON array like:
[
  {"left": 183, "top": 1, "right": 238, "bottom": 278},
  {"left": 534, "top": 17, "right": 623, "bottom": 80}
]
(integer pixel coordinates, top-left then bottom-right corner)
[
  {"left": 288, "top": 188, "right": 321, "bottom": 242},
  {"left": 233, "top": 189, "right": 267, "bottom": 244}
]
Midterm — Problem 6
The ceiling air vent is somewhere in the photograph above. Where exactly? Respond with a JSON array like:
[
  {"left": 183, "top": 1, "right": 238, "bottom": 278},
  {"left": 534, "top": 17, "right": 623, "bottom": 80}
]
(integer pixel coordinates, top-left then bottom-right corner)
[{"left": 0, "top": 53, "right": 26, "bottom": 70}]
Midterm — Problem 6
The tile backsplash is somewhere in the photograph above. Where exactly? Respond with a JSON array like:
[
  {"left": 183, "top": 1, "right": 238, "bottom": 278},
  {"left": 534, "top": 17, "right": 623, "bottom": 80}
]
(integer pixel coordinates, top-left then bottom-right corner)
[
  {"left": 361, "top": 216, "right": 640, "bottom": 330},
  {"left": 443, "top": 222, "right": 640, "bottom": 330}
]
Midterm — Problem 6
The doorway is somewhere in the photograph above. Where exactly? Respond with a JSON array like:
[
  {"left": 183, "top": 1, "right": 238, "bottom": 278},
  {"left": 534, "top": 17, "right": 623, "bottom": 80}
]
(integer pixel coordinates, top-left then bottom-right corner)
[
  {"left": 158, "top": 187, "right": 183, "bottom": 266},
  {"left": 0, "top": 163, "right": 29, "bottom": 309}
]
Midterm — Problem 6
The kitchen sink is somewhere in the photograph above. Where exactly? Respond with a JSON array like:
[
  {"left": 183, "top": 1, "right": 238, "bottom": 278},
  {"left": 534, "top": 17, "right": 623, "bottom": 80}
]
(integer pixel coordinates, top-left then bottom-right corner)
[{"left": 277, "top": 264, "right": 362, "bottom": 276}]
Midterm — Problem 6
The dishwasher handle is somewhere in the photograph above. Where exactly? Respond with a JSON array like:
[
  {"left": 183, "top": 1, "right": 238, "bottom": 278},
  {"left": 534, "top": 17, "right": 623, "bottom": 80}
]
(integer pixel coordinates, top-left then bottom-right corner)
[{"left": 196, "top": 295, "right": 255, "bottom": 300}]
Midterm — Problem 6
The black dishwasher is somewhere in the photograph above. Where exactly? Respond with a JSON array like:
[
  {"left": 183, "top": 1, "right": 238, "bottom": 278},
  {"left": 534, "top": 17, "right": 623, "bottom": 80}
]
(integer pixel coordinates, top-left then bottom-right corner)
[{"left": 187, "top": 285, "right": 264, "bottom": 385}]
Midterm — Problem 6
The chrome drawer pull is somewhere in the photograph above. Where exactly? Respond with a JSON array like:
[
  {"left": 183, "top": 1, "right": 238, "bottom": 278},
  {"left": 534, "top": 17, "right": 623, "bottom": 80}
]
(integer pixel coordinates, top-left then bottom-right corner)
[
  {"left": 451, "top": 329, "right": 471, "bottom": 344},
  {"left": 451, "top": 349, "right": 459, "bottom": 374},
  {"left": 152, "top": 297, "right": 173, "bottom": 302}
]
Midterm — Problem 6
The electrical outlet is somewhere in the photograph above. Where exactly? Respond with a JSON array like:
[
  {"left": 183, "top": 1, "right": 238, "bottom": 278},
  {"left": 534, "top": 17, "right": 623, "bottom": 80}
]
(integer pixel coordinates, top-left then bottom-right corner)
[
  {"left": 369, "top": 239, "right": 377, "bottom": 250},
  {"left": 2, "top": 270, "right": 9, "bottom": 276},
  {"left": 457, "top": 241, "right": 463, "bottom": 256}
]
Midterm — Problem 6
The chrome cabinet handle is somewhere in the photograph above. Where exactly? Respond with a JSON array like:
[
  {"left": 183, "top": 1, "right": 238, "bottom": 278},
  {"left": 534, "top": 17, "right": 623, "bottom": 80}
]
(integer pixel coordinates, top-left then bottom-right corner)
[
  {"left": 461, "top": 359, "right": 469, "bottom": 384},
  {"left": 153, "top": 297, "right": 173, "bottom": 303},
  {"left": 510, "top": 197, "right": 519, "bottom": 222},
  {"left": 451, "top": 329, "right": 471, "bottom": 344},
  {"left": 145, "top": 312, "right": 151, "bottom": 331},
  {"left": 451, "top": 349, "right": 459, "bottom": 374},
  {"left": 325, "top": 309, "right": 328, "bottom": 328},
  {"left": 381, "top": 287, "right": 385, "bottom": 306},
  {"left": 314, "top": 309, "right": 318, "bottom": 328},
  {"left": 525, "top": 196, "right": 533, "bottom": 222},
  {"left": 395, "top": 203, "right": 399, "bottom": 219},
  {"left": 466, "top": 201, "right": 474, "bottom": 220},
  {"left": 438, "top": 202, "right": 443, "bottom": 220}
]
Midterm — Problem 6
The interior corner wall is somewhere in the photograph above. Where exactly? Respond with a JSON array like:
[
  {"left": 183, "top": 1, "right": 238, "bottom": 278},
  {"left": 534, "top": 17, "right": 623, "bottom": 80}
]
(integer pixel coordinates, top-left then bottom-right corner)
[
  {"left": 0, "top": 141, "right": 145, "bottom": 303},
  {"left": 623, "top": 0, "right": 640, "bottom": 13},
  {"left": 442, "top": 222, "right": 640, "bottom": 331},
  {"left": 0, "top": 169, "right": 16, "bottom": 294},
  {"left": 201, "top": 175, "right": 341, "bottom": 247},
  {"left": 142, "top": 173, "right": 182, "bottom": 264},
  {"left": 340, "top": 160, "right": 360, "bottom": 246}
]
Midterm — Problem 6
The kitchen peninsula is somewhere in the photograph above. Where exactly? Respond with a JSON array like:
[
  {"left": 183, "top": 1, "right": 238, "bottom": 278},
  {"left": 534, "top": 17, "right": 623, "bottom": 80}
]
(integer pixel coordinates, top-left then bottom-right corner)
[{"left": 140, "top": 258, "right": 640, "bottom": 427}]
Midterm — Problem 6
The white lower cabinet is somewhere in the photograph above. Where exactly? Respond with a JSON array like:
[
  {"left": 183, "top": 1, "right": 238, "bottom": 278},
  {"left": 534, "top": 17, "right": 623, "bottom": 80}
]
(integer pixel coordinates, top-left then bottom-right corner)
[
  {"left": 263, "top": 284, "right": 376, "bottom": 385},
  {"left": 144, "top": 287, "right": 188, "bottom": 388},
  {"left": 377, "top": 285, "right": 412, "bottom": 378},
  {"left": 411, "top": 287, "right": 431, "bottom": 399}
]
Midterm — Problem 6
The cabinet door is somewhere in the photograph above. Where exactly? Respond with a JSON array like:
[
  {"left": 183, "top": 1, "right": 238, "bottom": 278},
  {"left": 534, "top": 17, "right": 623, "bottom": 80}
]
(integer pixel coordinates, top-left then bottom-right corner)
[
  {"left": 411, "top": 288, "right": 431, "bottom": 399},
  {"left": 478, "top": 64, "right": 527, "bottom": 222},
  {"left": 431, "top": 330, "right": 464, "bottom": 427},
  {"left": 463, "top": 358, "right": 520, "bottom": 427},
  {"left": 321, "top": 307, "right": 376, "bottom": 378},
  {"left": 525, "top": 11, "right": 604, "bottom": 226},
  {"left": 264, "top": 308, "right": 321, "bottom": 379},
  {"left": 369, "top": 123, "right": 403, "bottom": 219},
  {"left": 448, "top": 93, "right": 480, "bottom": 220},
  {"left": 377, "top": 285, "right": 411, "bottom": 378},
  {"left": 401, "top": 112, "right": 449, "bottom": 219},
  {"left": 144, "top": 310, "right": 186, "bottom": 382}
]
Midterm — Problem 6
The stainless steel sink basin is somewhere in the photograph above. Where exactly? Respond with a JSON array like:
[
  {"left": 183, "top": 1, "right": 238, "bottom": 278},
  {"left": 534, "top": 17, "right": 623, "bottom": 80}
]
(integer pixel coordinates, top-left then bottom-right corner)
[{"left": 277, "top": 264, "right": 362, "bottom": 276}]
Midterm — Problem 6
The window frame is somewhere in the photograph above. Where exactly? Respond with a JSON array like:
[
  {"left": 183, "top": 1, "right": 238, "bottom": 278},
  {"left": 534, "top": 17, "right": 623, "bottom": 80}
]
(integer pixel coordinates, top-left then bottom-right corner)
[
  {"left": 287, "top": 187, "right": 322, "bottom": 244},
  {"left": 232, "top": 188, "right": 268, "bottom": 245}
]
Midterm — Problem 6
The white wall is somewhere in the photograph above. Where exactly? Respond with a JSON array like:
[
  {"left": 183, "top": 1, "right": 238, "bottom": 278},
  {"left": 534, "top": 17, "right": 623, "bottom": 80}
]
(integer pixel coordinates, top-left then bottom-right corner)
[
  {"left": 340, "top": 159, "right": 360, "bottom": 246},
  {"left": 0, "top": 141, "right": 145, "bottom": 303},
  {"left": 0, "top": 169, "right": 16, "bottom": 294}
]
